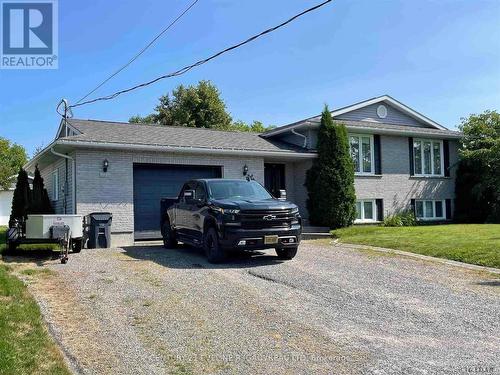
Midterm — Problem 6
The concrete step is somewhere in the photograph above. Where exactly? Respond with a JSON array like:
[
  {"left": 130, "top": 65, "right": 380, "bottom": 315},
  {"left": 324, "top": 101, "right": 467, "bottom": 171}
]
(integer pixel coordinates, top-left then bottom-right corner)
[{"left": 302, "top": 226, "right": 331, "bottom": 240}]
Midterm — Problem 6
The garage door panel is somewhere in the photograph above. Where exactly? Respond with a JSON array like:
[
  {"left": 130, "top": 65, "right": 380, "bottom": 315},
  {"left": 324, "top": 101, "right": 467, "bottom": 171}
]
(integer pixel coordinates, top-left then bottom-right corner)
[{"left": 133, "top": 164, "right": 222, "bottom": 239}]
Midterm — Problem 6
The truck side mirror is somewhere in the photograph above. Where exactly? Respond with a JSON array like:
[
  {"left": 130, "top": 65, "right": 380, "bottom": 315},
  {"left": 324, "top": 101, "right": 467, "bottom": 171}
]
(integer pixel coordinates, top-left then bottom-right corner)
[
  {"left": 183, "top": 190, "right": 195, "bottom": 201},
  {"left": 278, "top": 189, "right": 287, "bottom": 201}
]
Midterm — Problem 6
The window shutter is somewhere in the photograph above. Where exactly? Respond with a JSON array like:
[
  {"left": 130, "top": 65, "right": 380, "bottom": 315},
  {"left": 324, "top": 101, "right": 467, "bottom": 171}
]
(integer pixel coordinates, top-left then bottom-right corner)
[
  {"left": 374, "top": 135, "right": 382, "bottom": 175},
  {"left": 445, "top": 199, "right": 452, "bottom": 220},
  {"left": 408, "top": 137, "right": 414, "bottom": 176},
  {"left": 376, "top": 199, "right": 383, "bottom": 221},
  {"left": 410, "top": 199, "right": 416, "bottom": 216},
  {"left": 443, "top": 140, "right": 450, "bottom": 177}
]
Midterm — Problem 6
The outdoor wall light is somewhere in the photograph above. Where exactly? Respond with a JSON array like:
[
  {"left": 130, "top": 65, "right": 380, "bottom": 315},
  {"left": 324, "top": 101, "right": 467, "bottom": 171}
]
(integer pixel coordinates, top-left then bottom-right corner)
[
  {"left": 103, "top": 159, "right": 109, "bottom": 173},
  {"left": 243, "top": 164, "right": 249, "bottom": 176}
]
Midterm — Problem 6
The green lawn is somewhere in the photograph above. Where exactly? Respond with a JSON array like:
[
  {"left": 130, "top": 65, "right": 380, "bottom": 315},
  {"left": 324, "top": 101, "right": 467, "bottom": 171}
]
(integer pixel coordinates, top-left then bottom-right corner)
[
  {"left": 331, "top": 224, "right": 500, "bottom": 269},
  {"left": 0, "top": 226, "right": 69, "bottom": 374},
  {"left": 0, "top": 226, "right": 58, "bottom": 255},
  {"left": 0, "top": 264, "right": 70, "bottom": 374}
]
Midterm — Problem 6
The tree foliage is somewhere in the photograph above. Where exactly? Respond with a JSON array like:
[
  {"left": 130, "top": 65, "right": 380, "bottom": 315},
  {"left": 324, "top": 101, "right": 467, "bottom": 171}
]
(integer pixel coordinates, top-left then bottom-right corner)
[
  {"left": 9, "top": 168, "right": 31, "bottom": 227},
  {"left": 30, "top": 165, "right": 53, "bottom": 214},
  {"left": 305, "top": 106, "right": 356, "bottom": 228},
  {"left": 0, "top": 137, "right": 27, "bottom": 190},
  {"left": 129, "top": 80, "right": 273, "bottom": 132},
  {"left": 455, "top": 110, "right": 500, "bottom": 223}
]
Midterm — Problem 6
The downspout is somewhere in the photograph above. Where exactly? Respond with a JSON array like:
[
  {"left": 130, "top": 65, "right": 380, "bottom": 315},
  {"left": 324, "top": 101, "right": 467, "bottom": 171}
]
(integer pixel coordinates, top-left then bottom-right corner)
[
  {"left": 50, "top": 148, "right": 76, "bottom": 214},
  {"left": 291, "top": 128, "right": 308, "bottom": 149}
]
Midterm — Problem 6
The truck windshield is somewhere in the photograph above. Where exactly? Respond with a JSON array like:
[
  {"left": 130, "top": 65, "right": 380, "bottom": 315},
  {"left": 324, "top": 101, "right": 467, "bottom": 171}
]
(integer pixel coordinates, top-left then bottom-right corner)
[{"left": 207, "top": 180, "right": 273, "bottom": 200}]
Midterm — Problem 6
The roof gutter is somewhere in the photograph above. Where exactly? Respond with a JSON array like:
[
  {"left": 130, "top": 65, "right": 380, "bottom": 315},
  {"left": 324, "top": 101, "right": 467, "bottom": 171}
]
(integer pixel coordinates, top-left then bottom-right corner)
[
  {"left": 50, "top": 148, "right": 76, "bottom": 214},
  {"left": 341, "top": 125, "right": 462, "bottom": 139},
  {"left": 56, "top": 140, "right": 318, "bottom": 159}
]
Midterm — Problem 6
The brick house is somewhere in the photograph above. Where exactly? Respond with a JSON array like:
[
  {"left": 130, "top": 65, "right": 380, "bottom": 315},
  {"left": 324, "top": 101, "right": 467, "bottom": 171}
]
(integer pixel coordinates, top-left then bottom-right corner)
[{"left": 27, "top": 95, "right": 462, "bottom": 246}]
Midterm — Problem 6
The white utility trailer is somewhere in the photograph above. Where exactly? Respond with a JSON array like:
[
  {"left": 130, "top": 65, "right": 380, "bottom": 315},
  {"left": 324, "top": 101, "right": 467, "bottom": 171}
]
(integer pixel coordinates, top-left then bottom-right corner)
[{"left": 7, "top": 215, "right": 84, "bottom": 263}]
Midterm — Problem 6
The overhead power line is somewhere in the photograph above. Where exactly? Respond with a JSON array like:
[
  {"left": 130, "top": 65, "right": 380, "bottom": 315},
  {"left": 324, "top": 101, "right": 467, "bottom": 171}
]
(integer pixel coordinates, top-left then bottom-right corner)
[
  {"left": 74, "top": 0, "right": 201, "bottom": 105},
  {"left": 70, "top": 0, "right": 332, "bottom": 109}
]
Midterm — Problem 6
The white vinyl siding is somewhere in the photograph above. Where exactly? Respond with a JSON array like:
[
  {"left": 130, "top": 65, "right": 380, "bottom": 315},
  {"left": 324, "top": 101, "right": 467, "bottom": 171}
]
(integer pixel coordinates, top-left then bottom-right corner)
[
  {"left": 350, "top": 134, "right": 374, "bottom": 175},
  {"left": 355, "top": 199, "right": 376, "bottom": 223},
  {"left": 415, "top": 200, "right": 445, "bottom": 220},
  {"left": 413, "top": 139, "right": 443, "bottom": 176}
]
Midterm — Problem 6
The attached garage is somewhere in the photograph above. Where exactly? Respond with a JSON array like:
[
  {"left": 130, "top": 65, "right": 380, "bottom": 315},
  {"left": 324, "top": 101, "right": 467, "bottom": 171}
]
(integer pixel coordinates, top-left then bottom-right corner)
[{"left": 133, "top": 164, "right": 222, "bottom": 239}]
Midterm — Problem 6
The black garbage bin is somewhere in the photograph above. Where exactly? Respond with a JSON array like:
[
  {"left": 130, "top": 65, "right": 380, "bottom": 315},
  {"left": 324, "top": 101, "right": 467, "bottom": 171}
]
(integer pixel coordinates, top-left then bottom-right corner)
[{"left": 86, "top": 212, "right": 112, "bottom": 249}]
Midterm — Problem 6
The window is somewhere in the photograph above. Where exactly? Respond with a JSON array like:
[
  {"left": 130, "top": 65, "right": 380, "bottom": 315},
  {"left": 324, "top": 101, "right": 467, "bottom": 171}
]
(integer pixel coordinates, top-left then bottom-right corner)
[
  {"left": 355, "top": 199, "right": 376, "bottom": 223},
  {"left": 350, "top": 134, "right": 374, "bottom": 174},
  {"left": 415, "top": 200, "right": 445, "bottom": 220},
  {"left": 52, "top": 170, "right": 59, "bottom": 201},
  {"left": 194, "top": 183, "right": 206, "bottom": 201},
  {"left": 413, "top": 139, "right": 443, "bottom": 176}
]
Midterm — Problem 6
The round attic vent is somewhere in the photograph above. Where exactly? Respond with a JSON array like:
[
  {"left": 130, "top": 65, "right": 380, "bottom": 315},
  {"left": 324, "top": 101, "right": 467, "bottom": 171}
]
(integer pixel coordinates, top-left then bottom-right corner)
[{"left": 377, "top": 104, "right": 387, "bottom": 119}]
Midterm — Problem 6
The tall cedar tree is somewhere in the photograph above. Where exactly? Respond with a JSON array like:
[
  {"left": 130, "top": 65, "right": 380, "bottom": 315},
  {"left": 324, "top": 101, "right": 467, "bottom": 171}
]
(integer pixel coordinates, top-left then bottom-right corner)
[
  {"left": 30, "top": 165, "right": 54, "bottom": 214},
  {"left": 305, "top": 106, "right": 356, "bottom": 228},
  {"left": 9, "top": 168, "right": 31, "bottom": 227}
]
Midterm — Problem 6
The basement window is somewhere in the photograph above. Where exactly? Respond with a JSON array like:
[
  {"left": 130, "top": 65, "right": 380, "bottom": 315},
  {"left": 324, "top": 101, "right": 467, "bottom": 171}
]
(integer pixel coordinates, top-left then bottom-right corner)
[
  {"left": 415, "top": 200, "right": 444, "bottom": 220},
  {"left": 355, "top": 199, "right": 376, "bottom": 223}
]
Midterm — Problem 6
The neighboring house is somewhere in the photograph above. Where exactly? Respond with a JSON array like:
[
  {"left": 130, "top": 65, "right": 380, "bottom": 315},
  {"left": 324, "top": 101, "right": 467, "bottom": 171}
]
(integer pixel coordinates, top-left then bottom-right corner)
[
  {"left": 0, "top": 187, "right": 14, "bottom": 226},
  {"left": 26, "top": 95, "right": 461, "bottom": 246},
  {"left": 0, "top": 176, "right": 34, "bottom": 226}
]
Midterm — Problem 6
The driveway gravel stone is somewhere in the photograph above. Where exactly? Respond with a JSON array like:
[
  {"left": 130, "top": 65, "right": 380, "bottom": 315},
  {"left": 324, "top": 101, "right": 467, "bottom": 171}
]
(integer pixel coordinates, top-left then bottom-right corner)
[{"left": 5, "top": 240, "right": 500, "bottom": 374}]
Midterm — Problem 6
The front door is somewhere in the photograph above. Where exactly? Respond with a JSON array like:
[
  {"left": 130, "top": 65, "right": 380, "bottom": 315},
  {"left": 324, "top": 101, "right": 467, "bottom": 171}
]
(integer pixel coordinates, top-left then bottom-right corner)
[{"left": 264, "top": 163, "right": 286, "bottom": 198}]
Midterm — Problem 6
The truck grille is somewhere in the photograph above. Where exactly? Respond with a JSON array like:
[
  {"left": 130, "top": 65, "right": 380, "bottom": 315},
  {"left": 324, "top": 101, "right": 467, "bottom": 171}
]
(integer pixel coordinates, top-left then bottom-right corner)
[{"left": 240, "top": 209, "right": 296, "bottom": 230}]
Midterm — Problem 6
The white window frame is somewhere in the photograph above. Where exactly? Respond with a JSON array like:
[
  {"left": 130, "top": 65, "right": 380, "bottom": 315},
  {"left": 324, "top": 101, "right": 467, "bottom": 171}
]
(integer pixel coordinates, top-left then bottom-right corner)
[
  {"left": 415, "top": 199, "right": 445, "bottom": 220},
  {"left": 355, "top": 199, "right": 377, "bottom": 223},
  {"left": 349, "top": 134, "right": 375, "bottom": 175},
  {"left": 413, "top": 139, "right": 444, "bottom": 177},
  {"left": 52, "top": 170, "right": 59, "bottom": 201}
]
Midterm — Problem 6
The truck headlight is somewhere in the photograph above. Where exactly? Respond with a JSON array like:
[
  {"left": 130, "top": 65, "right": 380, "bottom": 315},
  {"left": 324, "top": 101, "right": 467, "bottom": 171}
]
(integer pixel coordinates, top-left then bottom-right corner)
[
  {"left": 291, "top": 207, "right": 299, "bottom": 214},
  {"left": 213, "top": 207, "right": 240, "bottom": 214}
]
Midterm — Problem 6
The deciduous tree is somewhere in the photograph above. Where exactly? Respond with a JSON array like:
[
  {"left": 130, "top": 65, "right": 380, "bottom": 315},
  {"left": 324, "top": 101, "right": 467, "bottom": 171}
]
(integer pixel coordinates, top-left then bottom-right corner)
[
  {"left": 0, "top": 137, "right": 27, "bottom": 190},
  {"left": 455, "top": 110, "right": 500, "bottom": 222}
]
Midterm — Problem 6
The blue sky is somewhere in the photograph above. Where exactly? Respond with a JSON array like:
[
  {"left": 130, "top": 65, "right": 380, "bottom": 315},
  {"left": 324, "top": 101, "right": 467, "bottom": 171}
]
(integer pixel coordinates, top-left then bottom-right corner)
[{"left": 1, "top": 0, "right": 499, "bottom": 156}]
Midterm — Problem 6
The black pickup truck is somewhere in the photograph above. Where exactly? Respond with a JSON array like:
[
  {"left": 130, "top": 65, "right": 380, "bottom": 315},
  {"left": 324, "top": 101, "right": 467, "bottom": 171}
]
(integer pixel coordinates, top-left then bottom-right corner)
[{"left": 160, "top": 179, "right": 302, "bottom": 263}]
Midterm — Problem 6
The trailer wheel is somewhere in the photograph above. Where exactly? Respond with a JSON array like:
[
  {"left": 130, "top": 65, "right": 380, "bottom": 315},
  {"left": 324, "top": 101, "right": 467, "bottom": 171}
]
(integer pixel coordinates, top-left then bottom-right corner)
[
  {"left": 71, "top": 239, "right": 83, "bottom": 253},
  {"left": 7, "top": 240, "right": 17, "bottom": 254}
]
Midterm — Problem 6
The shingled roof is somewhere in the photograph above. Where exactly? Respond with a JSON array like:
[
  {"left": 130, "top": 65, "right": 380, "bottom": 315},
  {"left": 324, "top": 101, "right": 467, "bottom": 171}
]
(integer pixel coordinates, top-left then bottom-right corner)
[{"left": 59, "top": 119, "right": 312, "bottom": 154}]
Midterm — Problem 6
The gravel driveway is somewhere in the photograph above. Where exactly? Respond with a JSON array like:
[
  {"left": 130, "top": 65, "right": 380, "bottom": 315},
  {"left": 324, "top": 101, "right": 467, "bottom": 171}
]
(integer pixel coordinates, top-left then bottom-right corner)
[{"left": 6, "top": 240, "right": 500, "bottom": 375}]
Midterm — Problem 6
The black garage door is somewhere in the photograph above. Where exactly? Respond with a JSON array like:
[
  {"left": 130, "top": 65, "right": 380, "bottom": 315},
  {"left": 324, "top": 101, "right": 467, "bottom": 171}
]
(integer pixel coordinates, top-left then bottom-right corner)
[{"left": 133, "top": 164, "right": 222, "bottom": 239}]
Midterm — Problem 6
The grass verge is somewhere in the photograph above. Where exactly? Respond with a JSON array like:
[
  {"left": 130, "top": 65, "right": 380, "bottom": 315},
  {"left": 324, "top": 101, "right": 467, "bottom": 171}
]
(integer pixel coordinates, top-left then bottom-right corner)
[
  {"left": 0, "top": 264, "right": 70, "bottom": 374},
  {"left": 331, "top": 224, "right": 500, "bottom": 269},
  {"left": 0, "top": 226, "right": 59, "bottom": 255}
]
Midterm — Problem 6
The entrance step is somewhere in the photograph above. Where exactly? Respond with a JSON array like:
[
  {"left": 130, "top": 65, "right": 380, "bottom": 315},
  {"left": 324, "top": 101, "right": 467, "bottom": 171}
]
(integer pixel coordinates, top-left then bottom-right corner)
[{"left": 302, "top": 226, "right": 331, "bottom": 240}]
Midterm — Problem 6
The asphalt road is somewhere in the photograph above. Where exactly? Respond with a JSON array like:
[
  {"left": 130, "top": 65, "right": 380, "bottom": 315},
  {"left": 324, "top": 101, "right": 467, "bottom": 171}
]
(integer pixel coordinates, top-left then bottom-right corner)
[{"left": 10, "top": 240, "right": 500, "bottom": 375}]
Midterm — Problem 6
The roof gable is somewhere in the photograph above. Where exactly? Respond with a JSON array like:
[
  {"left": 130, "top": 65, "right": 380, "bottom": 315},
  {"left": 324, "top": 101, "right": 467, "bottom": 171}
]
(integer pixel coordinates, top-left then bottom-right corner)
[
  {"left": 330, "top": 95, "right": 446, "bottom": 129},
  {"left": 334, "top": 101, "right": 427, "bottom": 127},
  {"left": 262, "top": 95, "right": 449, "bottom": 138}
]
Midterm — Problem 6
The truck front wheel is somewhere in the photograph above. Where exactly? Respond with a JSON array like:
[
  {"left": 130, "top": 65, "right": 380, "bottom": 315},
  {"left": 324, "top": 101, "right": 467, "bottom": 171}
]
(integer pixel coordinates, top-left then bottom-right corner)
[
  {"left": 276, "top": 247, "right": 298, "bottom": 260},
  {"left": 162, "top": 220, "right": 177, "bottom": 249},
  {"left": 71, "top": 239, "right": 83, "bottom": 253},
  {"left": 203, "top": 227, "right": 226, "bottom": 264}
]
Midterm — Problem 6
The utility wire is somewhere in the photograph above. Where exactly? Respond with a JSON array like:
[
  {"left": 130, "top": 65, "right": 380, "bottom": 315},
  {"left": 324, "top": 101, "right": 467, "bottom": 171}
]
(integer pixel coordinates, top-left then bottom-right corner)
[
  {"left": 70, "top": 0, "right": 332, "bottom": 109},
  {"left": 74, "top": 0, "right": 200, "bottom": 105}
]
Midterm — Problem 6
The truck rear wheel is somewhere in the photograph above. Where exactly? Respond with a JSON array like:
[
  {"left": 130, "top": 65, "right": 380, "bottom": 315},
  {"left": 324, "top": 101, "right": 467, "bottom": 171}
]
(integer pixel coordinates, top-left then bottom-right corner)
[
  {"left": 203, "top": 227, "right": 226, "bottom": 264},
  {"left": 276, "top": 246, "right": 298, "bottom": 260},
  {"left": 162, "top": 220, "right": 177, "bottom": 249}
]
